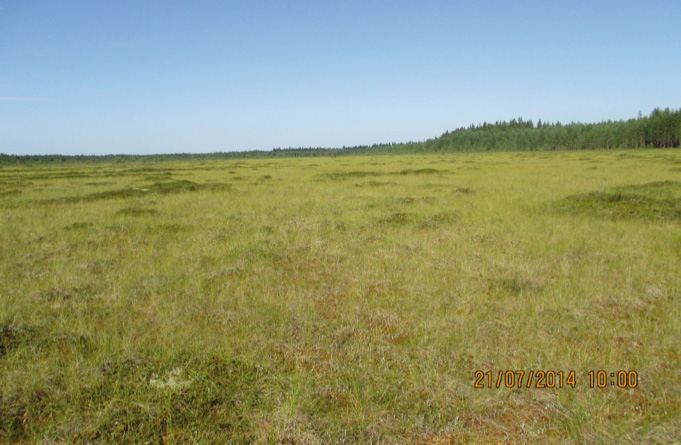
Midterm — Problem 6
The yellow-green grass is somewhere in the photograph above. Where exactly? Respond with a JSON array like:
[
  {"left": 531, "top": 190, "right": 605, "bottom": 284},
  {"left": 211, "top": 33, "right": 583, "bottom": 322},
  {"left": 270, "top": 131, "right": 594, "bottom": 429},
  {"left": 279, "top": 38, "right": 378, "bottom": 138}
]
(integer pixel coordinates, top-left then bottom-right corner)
[{"left": 1, "top": 149, "right": 680, "bottom": 443}]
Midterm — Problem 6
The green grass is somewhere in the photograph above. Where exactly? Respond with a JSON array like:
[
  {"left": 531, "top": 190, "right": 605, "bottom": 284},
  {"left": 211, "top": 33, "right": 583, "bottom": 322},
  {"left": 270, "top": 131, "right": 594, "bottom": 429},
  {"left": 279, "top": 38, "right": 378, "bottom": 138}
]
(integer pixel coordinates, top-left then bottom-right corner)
[{"left": 1, "top": 149, "right": 680, "bottom": 442}]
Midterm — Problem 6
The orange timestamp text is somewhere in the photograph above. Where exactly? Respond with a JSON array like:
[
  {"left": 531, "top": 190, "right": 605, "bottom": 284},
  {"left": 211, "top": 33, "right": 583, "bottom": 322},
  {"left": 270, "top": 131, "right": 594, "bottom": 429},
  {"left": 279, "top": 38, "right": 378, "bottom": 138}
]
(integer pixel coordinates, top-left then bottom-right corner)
[{"left": 474, "top": 370, "right": 639, "bottom": 389}]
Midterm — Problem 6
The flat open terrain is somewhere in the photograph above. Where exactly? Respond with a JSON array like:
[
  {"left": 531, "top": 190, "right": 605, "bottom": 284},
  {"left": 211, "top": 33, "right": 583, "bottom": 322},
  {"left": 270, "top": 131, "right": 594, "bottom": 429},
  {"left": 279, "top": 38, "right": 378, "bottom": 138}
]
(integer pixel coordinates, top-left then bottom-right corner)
[{"left": 1, "top": 149, "right": 680, "bottom": 443}]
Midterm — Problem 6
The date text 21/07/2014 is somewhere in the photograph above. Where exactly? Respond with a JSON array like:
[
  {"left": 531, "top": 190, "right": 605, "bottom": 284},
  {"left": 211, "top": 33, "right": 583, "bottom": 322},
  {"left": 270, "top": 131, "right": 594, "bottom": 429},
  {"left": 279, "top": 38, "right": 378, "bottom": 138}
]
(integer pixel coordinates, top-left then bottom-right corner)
[{"left": 474, "top": 370, "right": 639, "bottom": 389}]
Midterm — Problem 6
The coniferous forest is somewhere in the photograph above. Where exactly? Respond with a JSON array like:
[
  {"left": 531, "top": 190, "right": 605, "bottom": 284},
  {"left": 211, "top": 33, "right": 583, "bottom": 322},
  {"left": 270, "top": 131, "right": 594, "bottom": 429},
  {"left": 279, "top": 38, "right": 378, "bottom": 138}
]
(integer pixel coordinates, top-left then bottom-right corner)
[
  {"left": 1, "top": 107, "right": 679, "bottom": 164},
  {"left": 419, "top": 107, "right": 681, "bottom": 153}
]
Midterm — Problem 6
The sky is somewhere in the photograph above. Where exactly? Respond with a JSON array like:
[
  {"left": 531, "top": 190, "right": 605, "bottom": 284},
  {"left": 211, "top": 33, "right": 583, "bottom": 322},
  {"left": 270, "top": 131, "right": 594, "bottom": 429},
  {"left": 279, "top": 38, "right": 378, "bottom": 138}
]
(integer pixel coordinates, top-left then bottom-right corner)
[{"left": 1, "top": 0, "right": 680, "bottom": 155}]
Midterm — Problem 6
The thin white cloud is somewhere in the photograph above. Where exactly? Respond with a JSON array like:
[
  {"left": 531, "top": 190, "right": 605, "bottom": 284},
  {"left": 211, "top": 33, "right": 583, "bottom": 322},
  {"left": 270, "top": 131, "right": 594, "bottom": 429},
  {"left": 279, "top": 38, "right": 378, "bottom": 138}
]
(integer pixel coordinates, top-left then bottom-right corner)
[{"left": 0, "top": 96, "right": 46, "bottom": 101}]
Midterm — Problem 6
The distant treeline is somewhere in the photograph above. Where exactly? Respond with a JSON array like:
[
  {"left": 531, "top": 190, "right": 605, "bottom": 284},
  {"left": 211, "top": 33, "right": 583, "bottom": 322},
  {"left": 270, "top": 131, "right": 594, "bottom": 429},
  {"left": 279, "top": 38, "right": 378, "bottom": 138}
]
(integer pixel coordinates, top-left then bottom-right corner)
[
  {"left": 417, "top": 107, "right": 681, "bottom": 153},
  {"left": 1, "top": 107, "right": 679, "bottom": 164}
]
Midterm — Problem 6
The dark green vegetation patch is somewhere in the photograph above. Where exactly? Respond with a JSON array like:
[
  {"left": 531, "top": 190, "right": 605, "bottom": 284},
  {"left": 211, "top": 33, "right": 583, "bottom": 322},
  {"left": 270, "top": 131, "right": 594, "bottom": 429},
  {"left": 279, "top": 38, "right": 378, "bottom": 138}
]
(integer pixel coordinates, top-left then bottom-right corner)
[
  {"left": 64, "top": 222, "right": 95, "bottom": 231},
  {"left": 379, "top": 212, "right": 412, "bottom": 225},
  {"left": 488, "top": 277, "right": 543, "bottom": 297},
  {"left": 316, "top": 171, "right": 385, "bottom": 180},
  {"left": 38, "top": 180, "right": 232, "bottom": 205},
  {"left": 0, "top": 322, "right": 91, "bottom": 360},
  {"left": 316, "top": 168, "right": 445, "bottom": 181},
  {"left": 377, "top": 210, "right": 459, "bottom": 229},
  {"left": 0, "top": 324, "right": 35, "bottom": 358},
  {"left": 116, "top": 207, "right": 160, "bottom": 217},
  {"left": 554, "top": 181, "right": 681, "bottom": 221},
  {"left": 398, "top": 168, "right": 441, "bottom": 175},
  {"left": 454, "top": 187, "right": 475, "bottom": 195},
  {"left": 417, "top": 211, "right": 460, "bottom": 229},
  {"left": 354, "top": 180, "right": 396, "bottom": 187}
]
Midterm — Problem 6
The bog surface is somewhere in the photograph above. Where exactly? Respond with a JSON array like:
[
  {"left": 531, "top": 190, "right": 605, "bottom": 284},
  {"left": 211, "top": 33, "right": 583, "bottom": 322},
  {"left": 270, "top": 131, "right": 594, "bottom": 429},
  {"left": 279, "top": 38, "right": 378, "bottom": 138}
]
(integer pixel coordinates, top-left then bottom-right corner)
[{"left": 1, "top": 149, "right": 680, "bottom": 442}]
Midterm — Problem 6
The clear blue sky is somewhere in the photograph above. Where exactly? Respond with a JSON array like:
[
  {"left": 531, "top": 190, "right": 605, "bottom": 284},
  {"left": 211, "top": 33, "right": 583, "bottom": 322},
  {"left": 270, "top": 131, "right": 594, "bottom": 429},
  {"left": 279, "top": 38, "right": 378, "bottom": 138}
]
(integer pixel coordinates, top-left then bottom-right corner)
[{"left": 1, "top": 0, "right": 680, "bottom": 155}]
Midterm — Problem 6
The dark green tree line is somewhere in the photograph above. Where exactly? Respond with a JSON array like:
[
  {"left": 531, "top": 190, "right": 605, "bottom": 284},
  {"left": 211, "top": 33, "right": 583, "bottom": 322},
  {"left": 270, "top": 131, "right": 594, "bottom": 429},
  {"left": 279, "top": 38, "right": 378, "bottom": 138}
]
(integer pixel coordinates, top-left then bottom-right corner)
[{"left": 417, "top": 107, "right": 681, "bottom": 153}]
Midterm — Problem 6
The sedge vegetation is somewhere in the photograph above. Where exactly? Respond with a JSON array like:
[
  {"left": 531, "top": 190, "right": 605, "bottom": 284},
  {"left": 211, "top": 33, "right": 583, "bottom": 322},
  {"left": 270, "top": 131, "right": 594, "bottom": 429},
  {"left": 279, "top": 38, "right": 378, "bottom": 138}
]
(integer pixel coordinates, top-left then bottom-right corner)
[{"left": 1, "top": 148, "right": 680, "bottom": 442}]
